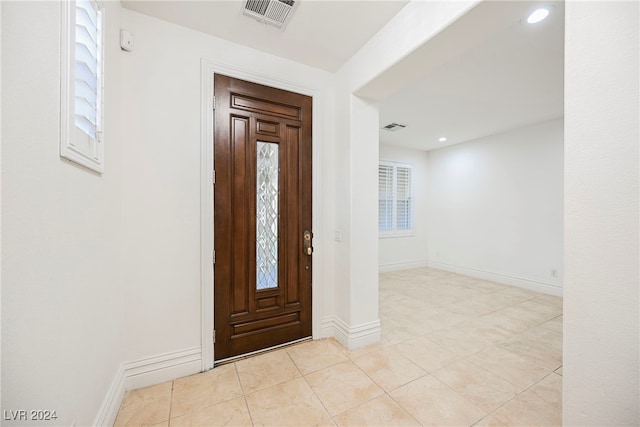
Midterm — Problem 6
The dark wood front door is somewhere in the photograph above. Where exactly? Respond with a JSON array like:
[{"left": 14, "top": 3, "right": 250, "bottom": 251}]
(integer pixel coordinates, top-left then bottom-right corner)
[{"left": 213, "top": 74, "right": 312, "bottom": 360}]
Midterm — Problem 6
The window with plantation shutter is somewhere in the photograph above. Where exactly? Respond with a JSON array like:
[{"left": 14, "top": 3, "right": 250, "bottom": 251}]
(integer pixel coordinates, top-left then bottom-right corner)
[
  {"left": 378, "top": 164, "right": 394, "bottom": 231},
  {"left": 61, "top": 0, "right": 105, "bottom": 173},
  {"left": 378, "top": 161, "right": 413, "bottom": 236},
  {"left": 75, "top": 0, "right": 101, "bottom": 139}
]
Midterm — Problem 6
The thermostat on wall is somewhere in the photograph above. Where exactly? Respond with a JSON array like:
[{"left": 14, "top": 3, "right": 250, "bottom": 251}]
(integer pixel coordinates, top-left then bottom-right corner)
[{"left": 120, "top": 29, "right": 134, "bottom": 52}]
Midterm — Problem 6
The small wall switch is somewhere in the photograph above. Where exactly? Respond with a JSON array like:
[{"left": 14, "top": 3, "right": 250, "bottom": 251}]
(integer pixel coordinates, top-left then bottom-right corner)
[
  {"left": 120, "top": 29, "right": 134, "bottom": 52},
  {"left": 334, "top": 230, "right": 343, "bottom": 242}
]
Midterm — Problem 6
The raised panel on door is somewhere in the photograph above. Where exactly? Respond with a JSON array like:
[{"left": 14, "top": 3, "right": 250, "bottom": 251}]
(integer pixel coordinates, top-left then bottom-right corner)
[{"left": 214, "top": 74, "right": 312, "bottom": 360}]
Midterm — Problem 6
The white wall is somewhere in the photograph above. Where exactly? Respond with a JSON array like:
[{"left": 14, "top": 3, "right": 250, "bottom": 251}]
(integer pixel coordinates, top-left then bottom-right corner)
[
  {"left": 564, "top": 2, "right": 639, "bottom": 425},
  {"left": 1, "top": 1, "right": 124, "bottom": 425},
  {"left": 3, "top": 1, "right": 636, "bottom": 425},
  {"left": 119, "top": 9, "right": 336, "bottom": 362},
  {"left": 331, "top": 0, "right": 479, "bottom": 348},
  {"left": 2, "top": 3, "right": 337, "bottom": 423},
  {"left": 378, "top": 144, "right": 429, "bottom": 271},
  {"left": 426, "top": 119, "right": 564, "bottom": 294}
]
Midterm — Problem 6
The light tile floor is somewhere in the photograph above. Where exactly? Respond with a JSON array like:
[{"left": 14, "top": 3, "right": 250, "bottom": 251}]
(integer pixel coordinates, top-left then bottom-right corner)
[{"left": 114, "top": 268, "right": 563, "bottom": 426}]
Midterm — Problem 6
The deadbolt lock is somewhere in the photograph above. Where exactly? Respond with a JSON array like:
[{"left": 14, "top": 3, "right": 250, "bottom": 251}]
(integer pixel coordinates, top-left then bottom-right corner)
[{"left": 303, "top": 230, "right": 313, "bottom": 256}]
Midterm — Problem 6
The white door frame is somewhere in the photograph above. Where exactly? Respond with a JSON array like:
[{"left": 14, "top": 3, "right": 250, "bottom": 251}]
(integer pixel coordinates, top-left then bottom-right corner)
[{"left": 200, "top": 58, "right": 324, "bottom": 370}]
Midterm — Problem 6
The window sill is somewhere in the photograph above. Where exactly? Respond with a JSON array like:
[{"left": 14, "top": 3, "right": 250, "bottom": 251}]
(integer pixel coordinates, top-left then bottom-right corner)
[{"left": 379, "top": 232, "right": 416, "bottom": 239}]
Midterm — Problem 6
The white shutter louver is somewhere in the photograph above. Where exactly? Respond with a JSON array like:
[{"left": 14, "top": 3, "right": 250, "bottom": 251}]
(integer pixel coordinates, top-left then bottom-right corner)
[
  {"left": 74, "top": 0, "right": 101, "bottom": 139},
  {"left": 378, "top": 164, "right": 394, "bottom": 231},
  {"left": 396, "top": 166, "right": 412, "bottom": 230}
]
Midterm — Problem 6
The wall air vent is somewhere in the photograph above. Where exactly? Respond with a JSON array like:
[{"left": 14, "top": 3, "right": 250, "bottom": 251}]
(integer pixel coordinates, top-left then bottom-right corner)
[
  {"left": 382, "top": 123, "right": 407, "bottom": 132},
  {"left": 243, "top": 0, "right": 297, "bottom": 29}
]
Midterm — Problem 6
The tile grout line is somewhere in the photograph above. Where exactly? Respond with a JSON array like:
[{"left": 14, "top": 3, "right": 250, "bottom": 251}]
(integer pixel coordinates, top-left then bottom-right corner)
[
  {"left": 284, "top": 345, "right": 344, "bottom": 423},
  {"left": 298, "top": 365, "right": 334, "bottom": 423},
  {"left": 382, "top": 383, "right": 426, "bottom": 426},
  {"left": 234, "top": 362, "right": 256, "bottom": 427},
  {"left": 471, "top": 364, "right": 562, "bottom": 424},
  {"left": 167, "top": 380, "right": 174, "bottom": 426},
  {"left": 426, "top": 372, "right": 489, "bottom": 425}
]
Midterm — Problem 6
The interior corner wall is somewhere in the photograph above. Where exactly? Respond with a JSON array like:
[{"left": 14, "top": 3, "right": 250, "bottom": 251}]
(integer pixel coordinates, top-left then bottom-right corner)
[
  {"left": 331, "top": 0, "right": 479, "bottom": 347},
  {"left": 378, "top": 144, "right": 429, "bottom": 272},
  {"left": 330, "top": 86, "right": 353, "bottom": 327},
  {"left": 119, "top": 9, "right": 336, "bottom": 362},
  {"left": 1, "top": 1, "right": 125, "bottom": 425},
  {"left": 348, "top": 96, "right": 379, "bottom": 327},
  {"left": 426, "top": 119, "right": 564, "bottom": 294},
  {"left": 564, "top": 1, "right": 639, "bottom": 424}
]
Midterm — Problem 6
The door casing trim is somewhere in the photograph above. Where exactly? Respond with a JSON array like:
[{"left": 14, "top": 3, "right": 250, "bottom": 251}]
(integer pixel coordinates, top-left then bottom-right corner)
[{"left": 200, "top": 58, "right": 324, "bottom": 370}]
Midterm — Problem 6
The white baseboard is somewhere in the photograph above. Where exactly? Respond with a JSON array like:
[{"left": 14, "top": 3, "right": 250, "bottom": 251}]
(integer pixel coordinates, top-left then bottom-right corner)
[
  {"left": 93, "top": 347, "right": 202, "bottom": 426},
  {"left": 93, "top": 364, "right": 125, "bottom": 427},
  {"left": 321, "top": 316, "right": 335, "bottom": 339},
  {"left": 427, "top": 260, "right": 563, "bottom": 296},
  {"left": 123, "top": 346, "right": 202, "bottom": 391},
  {"left": 322, "top": 316, "right": 381, "bottom": 350},
  {"left": 379, "top": 260, "right": 428, "bottom": 273}
]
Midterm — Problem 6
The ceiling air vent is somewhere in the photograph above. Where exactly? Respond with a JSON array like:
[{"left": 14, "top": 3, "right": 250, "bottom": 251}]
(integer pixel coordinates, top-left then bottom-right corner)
[
  {"left": 382, "top": 123, "right": 407, "bottom": 132},
  {"left": 243, "top": 0, "right": 297, "bottom": 29}
]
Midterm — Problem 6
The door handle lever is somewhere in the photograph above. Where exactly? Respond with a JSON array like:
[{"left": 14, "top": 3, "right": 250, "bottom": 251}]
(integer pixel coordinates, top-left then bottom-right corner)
[{"left": 303, "top": 230, "right": 313, "bottom": 256}]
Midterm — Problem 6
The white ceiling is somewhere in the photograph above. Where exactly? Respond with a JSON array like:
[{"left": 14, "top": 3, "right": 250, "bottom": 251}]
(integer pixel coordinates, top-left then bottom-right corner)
[
  {"left": 120, "top": 0, "right": 409, "bottom": 72},
  {"left": 120, "top": 0, "right": 564, "bottom": 152},
  {"left": 378, "top": 1, "right": 564, "bottom": 151}
]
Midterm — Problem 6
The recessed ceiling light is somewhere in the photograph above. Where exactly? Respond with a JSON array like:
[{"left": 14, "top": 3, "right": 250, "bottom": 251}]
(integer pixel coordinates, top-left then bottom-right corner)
[
  {"left": 527, "top": 7, "right": 550, "bottom": 24},
  {"left": 438, "top": 137, "right": 447, "bottom": 142}
]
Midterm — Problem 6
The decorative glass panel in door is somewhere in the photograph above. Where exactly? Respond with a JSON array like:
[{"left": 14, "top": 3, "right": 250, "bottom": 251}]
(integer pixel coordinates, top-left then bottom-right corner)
[{"left": 256, "top": 141, "right": 279, "bottom": 290}]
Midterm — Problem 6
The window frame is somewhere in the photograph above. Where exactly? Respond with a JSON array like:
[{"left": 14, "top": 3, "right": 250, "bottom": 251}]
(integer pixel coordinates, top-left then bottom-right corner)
[
  {"left": 378, "top": 160, "right": 414, "bottom": 238},
  {"left": 60, "top": 0, "right": 105, "bottom": 173}
]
